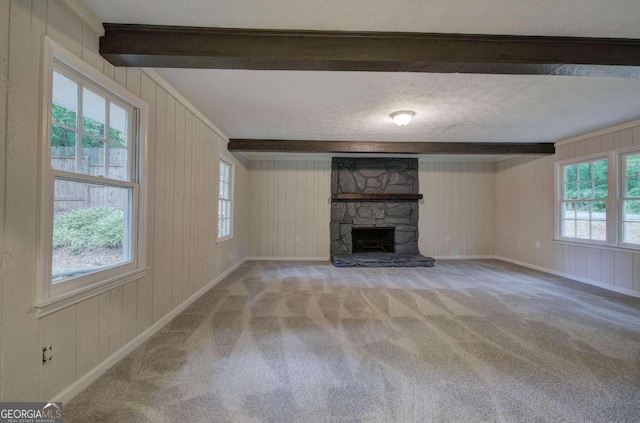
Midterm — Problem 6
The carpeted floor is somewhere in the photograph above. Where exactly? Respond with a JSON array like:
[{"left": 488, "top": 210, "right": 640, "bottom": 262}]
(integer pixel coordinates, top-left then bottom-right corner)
[{"left": 65, "top": 260, "right": 640, "bottom": 422}]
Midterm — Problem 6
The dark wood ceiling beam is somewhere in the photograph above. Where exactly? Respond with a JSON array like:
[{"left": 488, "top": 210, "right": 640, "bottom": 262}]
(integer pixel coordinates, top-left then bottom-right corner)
[
  {"left": 227, "top": 139, "right": 555, "bottom": 155},
  {"left": 99, "top": 24, "right": 640, "bottom": 77}
]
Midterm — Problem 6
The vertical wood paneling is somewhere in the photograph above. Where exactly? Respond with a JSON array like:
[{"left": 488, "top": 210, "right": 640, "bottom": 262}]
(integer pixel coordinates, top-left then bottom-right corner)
[
  {"left": 109, "top": 287, "right": 123, "bottom": 355},
  {"left": 0, "top": 0, "right": 8, "bottom": 400},
  {"left": 80, "top": 25, "right": 103, "bottom": 71},
  {"left": 2, "top": 0, "right": 46, "bottom": 400},
  {"left": 47, "top": 0, "right": 82, "bottom": 56},
  {"left": 114, "top": 67, "right": 126, "bottom": 87},
  {"left": 633, "top": 126, "right": 640, "bottom": 145},
  {"left": 98, "top": 291, "right": 110, "bottom": 361},
  {"left": 163, "top": 95, "right": 176, "bottom": 315},
  {"left": 574, "top": 246, "right": 587, "bottom": 278},
  {"left": 125, "top": 68, "right": 141, "bottom": 97},
  {"left": 76, "top": 296, "right": 100, "bottom": 378},
  {"left": 249, "top": 159, "right": 494, "bottom": 259},
  {"left": 584, "top": 136, "right": 601, "bottom": 155},
  {"left": 2, "top": 1, "right": 251, "bottom": 402},
  {"left": 39, "top": 306, "right": 76, "bottom": 401},
  {"left": 419, "top": 161, "right": 494, "bottom": 257},
  {"left": 172, "top": 103, "right": 185, "bottom": 308},
  {"left": 249, "top": 159, "right": 331, "bottom": 258},
  {"left": 601, "top": 250, "right": 615, "bottom": 285},
  {"left": 614, "top": 252, "right": 633, "bottom": 289},
  {"left": 633, "top": 255, "right": 640, "bottom": 291},
  {"left": 152, "top": 86, "right": 167, "bottom": 323},
  {"left": 586, "top": 248, "right": 602, "bottom": 282},
  {"left": 137, "top": 73, "right": 156, "bottom": 334},
  {"left": 182, "top": 112, "right": 193, "bottom": 300},
  {"left": 121, "top": 282, "right": 138, "bottom": 344}
]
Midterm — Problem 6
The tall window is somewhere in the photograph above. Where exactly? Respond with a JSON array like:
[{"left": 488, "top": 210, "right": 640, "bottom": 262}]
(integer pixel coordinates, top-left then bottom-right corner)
[
  {"left": 218, "top": 158, "right": 233, "bottom": 239},
  {"left": 622, "top": 152, "right": 640, "bottom": 244},
  {"left": 38, "top": 38, "right": 147, "bottom": 311},
  {"left": 560, "top": 158, "right": 608, "bottom": 241}
]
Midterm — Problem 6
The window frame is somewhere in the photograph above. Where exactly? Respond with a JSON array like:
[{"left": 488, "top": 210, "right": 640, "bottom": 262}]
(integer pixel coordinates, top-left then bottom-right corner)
[
  {"left": 556, "top": 153, "right": 613, "bottom": 246},
  {"left": 555, "top": 146, "right": 640, "bottom": 251},
  {"left": 35, "top": 37, "right": 149, "bottom": 317},
  {"left": 619, "top": 147, "right": 640, "bottom": 248},
  {"left": 217, "top": 156, "right": 234, "bottom": 242}
]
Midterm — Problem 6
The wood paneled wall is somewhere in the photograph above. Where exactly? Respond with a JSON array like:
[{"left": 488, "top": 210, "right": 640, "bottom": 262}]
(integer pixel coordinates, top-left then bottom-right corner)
[
  {"left": 419, "top": 161, "right": 495, "bottom": 257},
  {"left": 495, "top": 125, "right": 640, "bottom": 295},
  {"left": 0, "top": 0, "right": 8, "bottom": 402},
  {"left": 1, "top": 1, "right": 249, "bottom": 401},
  {"left": 248, "top": 160, "right": 331, "bottom": 258},
  {"left": 248, "top": 159, "right": 495, "bottom": 259}
]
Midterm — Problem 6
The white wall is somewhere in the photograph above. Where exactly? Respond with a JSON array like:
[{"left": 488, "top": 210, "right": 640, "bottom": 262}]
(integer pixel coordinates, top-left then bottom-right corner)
[
  {"left": 495, "top": 124, "right": 640, "bottom": 296},
  {"left": 248, "top": 159, "right": 495, "bottom": 259},
  {"left": 419, "top": 161, "right": 495, "bottom": 257},
  {"left": 1, "top": 0, "right": 249, "bottom": 401},
  {"left": 248, "top": 159, "right": 332, "bottom": 259}
]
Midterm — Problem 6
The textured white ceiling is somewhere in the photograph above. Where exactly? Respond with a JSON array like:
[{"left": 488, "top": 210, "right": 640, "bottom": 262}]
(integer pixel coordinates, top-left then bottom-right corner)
[
  {"left": 83, "top": 0, "right": 640, "bottom": 38},
  {"left": 82, "top": 0, "right": 640, "bottom": 145},
  {"left": 156, "top": 69, "right": 640, "bottom": 143}
]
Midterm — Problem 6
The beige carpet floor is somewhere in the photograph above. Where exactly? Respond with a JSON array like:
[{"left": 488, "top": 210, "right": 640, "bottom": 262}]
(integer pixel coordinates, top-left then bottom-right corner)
[{"left": 65, "top": 260, "right": 640, "bottom": 422}]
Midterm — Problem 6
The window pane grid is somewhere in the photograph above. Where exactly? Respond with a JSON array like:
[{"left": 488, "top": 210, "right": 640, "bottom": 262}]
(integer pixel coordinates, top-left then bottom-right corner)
[
  {"left": 52, "top": 67, "right": 133, "bottom": 182},
  {"left": 218, "top": 159, "right": 233, "bottom": 238},
  {"left": 623, "top": 153, "right": 640, "bottom": 244},
  {"left": 561, "top": 158, "right": 607, "bottom": 242},
  {"left": 49, "top": 63, "right": 138, "bottom": 287}
]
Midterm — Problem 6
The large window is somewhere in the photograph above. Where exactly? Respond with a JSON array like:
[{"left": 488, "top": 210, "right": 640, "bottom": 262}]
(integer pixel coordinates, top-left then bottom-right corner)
[
  {"left": 218, "top": 158, "right": 233, "bottom": 239},
  {"left": 622, "top": 152, "right": 640, "bottom": 245},
  {"left": 37, "top": 38, "right": 147, "bottom": 313},
  {"left": 557, "top": 147, "right": 640, "bottom": 249},
  {"left": 560, "top": 158, "right": 608, "bottom": 241}
]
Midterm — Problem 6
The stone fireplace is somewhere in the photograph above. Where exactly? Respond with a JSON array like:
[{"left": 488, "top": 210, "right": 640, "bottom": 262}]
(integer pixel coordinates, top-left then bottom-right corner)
[{"left": 330, "top": 158, "right": 434, "bottom": 267}]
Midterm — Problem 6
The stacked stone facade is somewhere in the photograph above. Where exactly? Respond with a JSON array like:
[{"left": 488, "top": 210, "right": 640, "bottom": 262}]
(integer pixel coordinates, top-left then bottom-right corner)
[{"left": 330, "top": 158, "right": 420, "bottom": 256}]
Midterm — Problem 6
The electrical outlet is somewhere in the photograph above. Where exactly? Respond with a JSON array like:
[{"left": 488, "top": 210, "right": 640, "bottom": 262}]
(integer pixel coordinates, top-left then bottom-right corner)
[
  {"left": 535, "top": 241, "right": 541, "bottom": 249},
  {"left": 42, "top": 344, "right": 53, "bottom": 364},
  {"left": 296, "top": 236, "right": 301, "bottom": 243}
]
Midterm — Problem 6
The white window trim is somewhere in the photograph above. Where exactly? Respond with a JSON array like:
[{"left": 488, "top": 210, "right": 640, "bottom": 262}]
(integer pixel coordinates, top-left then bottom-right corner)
[
  {"left": 217, "top": 155, "right": 234, "bottom": 243},
  {"left": 555, "top": 146, "right": 640, "bottom": 252},
  {"left": 618, "top": 146, "right": 640, "bottom": 249},
  {"left": 555, "top": 151, "right": 614, "bottom": 246},
  {"left": 35, "top": 37, "right": 149, "bottom": 318}
]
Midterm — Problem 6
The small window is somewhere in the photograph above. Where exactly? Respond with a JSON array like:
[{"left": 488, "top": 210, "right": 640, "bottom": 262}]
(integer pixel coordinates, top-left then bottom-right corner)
[
  {"left": 622, "top": 152, "right": 640, "bottom": 244},
  {"left": 560, "top": 158, "right": 608, "bottom": 241},
  {"left": 218, "top": 158, "right": 233, "bottom": 239}
]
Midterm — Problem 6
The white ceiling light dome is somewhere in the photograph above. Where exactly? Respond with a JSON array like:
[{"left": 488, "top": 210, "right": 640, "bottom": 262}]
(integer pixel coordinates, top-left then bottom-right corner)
[{"left": 390, "top": 110, "right": 415, "bottom": 126}]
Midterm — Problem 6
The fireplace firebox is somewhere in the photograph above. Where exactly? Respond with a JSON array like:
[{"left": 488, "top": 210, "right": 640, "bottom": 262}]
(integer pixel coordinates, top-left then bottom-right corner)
[{"left": 352, "top": 227, "right": 395, "bottom": 253}]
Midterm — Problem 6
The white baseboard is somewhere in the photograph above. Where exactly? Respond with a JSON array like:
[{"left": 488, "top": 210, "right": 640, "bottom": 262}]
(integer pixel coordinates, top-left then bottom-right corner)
[
  {"left": 495, "top": 255, "right": 640, "bottom": 299},
  {"left": 246, "top": 255, "right": 496, "bottom": 261},
  {"left": 432, "top": 255, "right": 496, "bottom": 260},
  {"left": 51, "top": 258, "right": 247, "bottom": 403},
  {"left": 245, "top": 256, "right": 330, "bottom": 261}
]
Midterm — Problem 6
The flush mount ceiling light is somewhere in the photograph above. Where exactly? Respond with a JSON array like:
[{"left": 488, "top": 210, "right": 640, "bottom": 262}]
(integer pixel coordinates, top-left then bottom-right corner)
[{"left": 390, "top": 110, "right": 415, "bottom": 126}]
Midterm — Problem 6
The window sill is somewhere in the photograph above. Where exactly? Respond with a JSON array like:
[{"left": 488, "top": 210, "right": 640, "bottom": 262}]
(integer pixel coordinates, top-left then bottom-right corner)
[
  {"left": 34, "top": 266, "right": 149, "bottom": 319},
  {"left": 554, "top": 239, "right": 640, "bottom": 253},
  {"left": 216, "top": 235, "right": 234, "bottom": 245}
]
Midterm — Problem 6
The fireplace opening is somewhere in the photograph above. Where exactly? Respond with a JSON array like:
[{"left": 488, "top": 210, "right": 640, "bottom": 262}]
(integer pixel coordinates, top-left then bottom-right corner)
[{"left": 352, "top": 227, "right": 395, "bottom": 253}]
